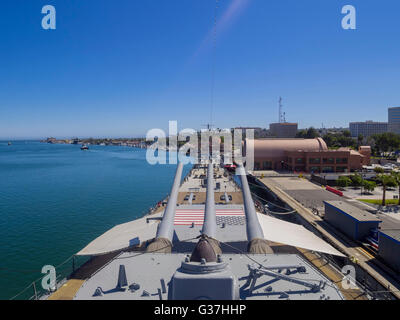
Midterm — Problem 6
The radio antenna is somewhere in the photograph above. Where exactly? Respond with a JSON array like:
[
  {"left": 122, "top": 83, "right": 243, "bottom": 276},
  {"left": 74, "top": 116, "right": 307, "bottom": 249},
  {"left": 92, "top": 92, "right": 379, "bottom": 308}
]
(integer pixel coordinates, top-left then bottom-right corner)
[{"left": 209, "top": 0, "right": 219, "bottom": 131}]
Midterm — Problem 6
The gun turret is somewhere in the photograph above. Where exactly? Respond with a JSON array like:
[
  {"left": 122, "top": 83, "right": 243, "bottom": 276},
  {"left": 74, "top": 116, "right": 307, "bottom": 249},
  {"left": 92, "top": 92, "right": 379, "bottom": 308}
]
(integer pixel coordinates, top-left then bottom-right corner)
[
  {"left": 147, "top": 162, "right": 184, "bottom": 253},
  {"left": 202, "top": 163, "right": 217, "bottom": 238},
  {"left": 238, "top": 165, "right": 273, "bottom": 254},
  {"left": 191, "top": 162, "right": 221, "bottom": 260}
]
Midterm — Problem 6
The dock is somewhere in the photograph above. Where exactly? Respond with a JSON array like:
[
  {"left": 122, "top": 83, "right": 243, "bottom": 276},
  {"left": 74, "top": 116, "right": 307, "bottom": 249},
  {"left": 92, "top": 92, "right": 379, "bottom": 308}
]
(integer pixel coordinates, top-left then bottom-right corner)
[{"left": 257, "top": 175, "right": 400, "bottom": 299}]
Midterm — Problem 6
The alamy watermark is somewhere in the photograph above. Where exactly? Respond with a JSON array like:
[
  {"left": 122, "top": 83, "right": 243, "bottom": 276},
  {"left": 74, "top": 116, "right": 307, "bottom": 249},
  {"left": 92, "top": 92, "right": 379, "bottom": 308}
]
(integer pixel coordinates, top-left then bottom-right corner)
[
  {"left": 341, "top": 5, "right": 356, "bottom": 30},
  {"left": 40, "top": 5, "right": 356, "bottom": 31},
  {"left": 41, "top": 5, "right": 56, "bottom": 30},
  {"left": 145, "top": 121, "right": 254, "bottom": 173},
  {"left": 41, "top": 265, "right": 56, "bottom": 291},
  {"left": 341, "top": 264, "right": 358, "bottom": 290}
]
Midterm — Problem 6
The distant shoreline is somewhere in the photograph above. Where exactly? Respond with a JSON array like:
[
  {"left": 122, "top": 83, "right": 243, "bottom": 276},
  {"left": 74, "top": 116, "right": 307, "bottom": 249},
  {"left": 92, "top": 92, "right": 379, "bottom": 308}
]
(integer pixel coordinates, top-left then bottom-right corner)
[
  {"left": 39, "top": 137, "right": 187, "bottom": 151},
  {"left": 40, "top": 137, "right": 151, "bottom": 148}
]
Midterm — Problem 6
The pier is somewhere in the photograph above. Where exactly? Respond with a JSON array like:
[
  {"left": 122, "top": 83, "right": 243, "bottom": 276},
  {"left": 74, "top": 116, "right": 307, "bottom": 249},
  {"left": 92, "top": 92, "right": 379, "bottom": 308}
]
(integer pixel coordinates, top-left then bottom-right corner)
[{"left": 255, "top": 174, "right": 400, "bottom": 300}]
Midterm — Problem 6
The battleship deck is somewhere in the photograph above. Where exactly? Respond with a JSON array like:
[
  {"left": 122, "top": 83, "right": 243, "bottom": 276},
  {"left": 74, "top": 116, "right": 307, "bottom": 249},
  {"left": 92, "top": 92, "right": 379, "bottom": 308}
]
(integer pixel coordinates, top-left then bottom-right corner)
[
  {"left": 73, "top": 253, "right": 343, "bottom": 300},
  {"left": 48, "top": 164, "right": 356, "bottom": 300},
  {"left": 48, "top": 165, "right": 244, "bottom": 300}
]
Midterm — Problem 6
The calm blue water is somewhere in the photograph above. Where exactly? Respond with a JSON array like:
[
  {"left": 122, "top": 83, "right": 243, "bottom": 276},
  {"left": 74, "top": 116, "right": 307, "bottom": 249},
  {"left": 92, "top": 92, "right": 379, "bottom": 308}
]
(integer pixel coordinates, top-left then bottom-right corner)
[{"left": 0, "top": 141, "right": 191, "bottom": 299}]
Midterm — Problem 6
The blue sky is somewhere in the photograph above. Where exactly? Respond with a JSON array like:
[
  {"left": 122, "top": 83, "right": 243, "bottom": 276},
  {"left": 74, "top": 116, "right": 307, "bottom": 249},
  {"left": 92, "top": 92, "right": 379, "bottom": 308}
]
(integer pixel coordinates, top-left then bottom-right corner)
[{"left": 1, "top": 0, "right": 400, "bottom": 139}]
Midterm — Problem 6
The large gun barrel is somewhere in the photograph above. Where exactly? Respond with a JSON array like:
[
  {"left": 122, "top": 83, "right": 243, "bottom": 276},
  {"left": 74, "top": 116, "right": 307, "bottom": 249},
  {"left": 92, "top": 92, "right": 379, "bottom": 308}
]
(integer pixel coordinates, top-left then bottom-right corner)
[
  {"left": 147, "top": 162, "right": 184, "bottom": 253},
  {"left": 190, "top": 162, "right": 221, "bottom": 261},
  {"left": 238, "top": 165, "right": 273, "bottom": 254},
  {"left": 202, "top": 162, "right": 217, "bottom": 238}
]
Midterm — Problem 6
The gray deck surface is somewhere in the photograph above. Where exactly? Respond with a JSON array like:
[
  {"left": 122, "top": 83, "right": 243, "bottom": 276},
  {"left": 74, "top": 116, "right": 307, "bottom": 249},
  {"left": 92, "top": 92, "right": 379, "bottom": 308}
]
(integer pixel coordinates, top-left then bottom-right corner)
[{"left": 74, "top": 253, "right": 343, "bottom": 300}]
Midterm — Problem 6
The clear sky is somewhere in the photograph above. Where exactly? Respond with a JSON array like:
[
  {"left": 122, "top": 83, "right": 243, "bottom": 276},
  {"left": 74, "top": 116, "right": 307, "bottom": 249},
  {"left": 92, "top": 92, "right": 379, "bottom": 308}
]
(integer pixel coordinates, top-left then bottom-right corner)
[{"left": 1, "top": 0, "right": 400, "bottom": 139}]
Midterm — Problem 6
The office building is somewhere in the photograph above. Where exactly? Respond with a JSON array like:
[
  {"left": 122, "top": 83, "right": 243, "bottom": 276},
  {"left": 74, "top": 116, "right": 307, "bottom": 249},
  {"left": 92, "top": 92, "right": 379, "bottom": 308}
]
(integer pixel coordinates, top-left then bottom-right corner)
[
  {"left": 269, "top": 122, "right": 298, "bottom": 138},
  {"left": 388, "top": 107, "right": 400, "bottom": 134},
  {"left": 349, "top": 121, "right": 387, "bottom": 137}
]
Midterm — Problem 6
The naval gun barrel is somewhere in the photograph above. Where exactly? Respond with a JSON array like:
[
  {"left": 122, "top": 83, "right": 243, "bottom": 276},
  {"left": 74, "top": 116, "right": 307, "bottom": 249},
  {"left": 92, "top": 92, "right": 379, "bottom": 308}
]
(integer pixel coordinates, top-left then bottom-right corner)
[
  {"left": 202, "top": 162, "right": 217, "bottom": 238},
  {"left": 192, "top": 162, "right": 221, "bottom": 259},
  {"left": 147, "top": 162, "right": 183, "bottom": 253},
  {"left": 238, "top": 165, "right": 273, "bottom": 254}
]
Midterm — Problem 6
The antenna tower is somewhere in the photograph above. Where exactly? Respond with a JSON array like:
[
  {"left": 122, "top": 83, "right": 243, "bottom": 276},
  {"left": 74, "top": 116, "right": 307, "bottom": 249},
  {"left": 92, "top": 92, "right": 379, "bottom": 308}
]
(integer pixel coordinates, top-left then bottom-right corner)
[{"left": 279, "top": 97, "right": 283, "bottom": 123}]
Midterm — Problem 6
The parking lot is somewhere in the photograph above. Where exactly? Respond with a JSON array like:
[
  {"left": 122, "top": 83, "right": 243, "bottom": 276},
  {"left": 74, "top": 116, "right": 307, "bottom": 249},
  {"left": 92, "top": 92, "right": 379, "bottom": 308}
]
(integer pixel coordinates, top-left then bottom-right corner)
[{"left": 342, "top": 186, "right": 399, "bottom": 201}]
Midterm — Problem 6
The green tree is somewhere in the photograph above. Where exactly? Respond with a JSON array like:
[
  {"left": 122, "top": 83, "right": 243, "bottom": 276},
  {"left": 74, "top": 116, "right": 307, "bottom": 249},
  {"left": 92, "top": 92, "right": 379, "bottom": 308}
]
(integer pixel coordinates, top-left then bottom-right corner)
[
  {"left": 374, "top": 167, "right": 384, "bottom": 174},
  {"left": 350, "top": 173, "right": 363, "bottom": 188},
  {"left": 305, "top": 127, "right": 319, "bottom": 139},
  {"left": 322, "top": 131, "right": 357, "bottom": 149},
  {"left": 296, "top": 127, "right": 320, "bottom": 139},
  {"left": 296, "top": 129, "right": 306, "bottom": 138},
  {"left": 337, "top": 176, "right": 351, "bottom": 188},
  {"left": 322, "top": 133, "right": 338, "bottom": 148},
  {"left": 337, "top": 134, "right": 356, "bottom": 148},
  {"left": 372, "top": 132, "right": 400, "bottom": 154},
  {"left": 362, "top": 180, "right": 376, "bottom": 194},
  {"left": 343, "top": 130, "right": 351, "bottom": 138}
]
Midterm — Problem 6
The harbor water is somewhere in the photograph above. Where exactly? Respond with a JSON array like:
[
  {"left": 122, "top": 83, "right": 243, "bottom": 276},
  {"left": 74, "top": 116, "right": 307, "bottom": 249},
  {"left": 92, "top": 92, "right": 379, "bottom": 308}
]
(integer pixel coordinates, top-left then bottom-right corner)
[{"left": 0, "top": 141, "right": 191, "bottom": 299}]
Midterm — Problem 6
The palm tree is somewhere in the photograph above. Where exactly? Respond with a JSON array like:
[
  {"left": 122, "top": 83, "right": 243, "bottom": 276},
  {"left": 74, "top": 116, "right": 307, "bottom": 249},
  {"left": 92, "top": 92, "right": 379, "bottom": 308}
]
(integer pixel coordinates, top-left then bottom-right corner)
[
  {"left": 391, "top": 171, "right": 400, "bottom": 205},
  {"left": 357, "top": 134, "right": 364, "bottom": 147},
  {"left": 377, "top": 174, "right": 397, "bottom": 206}
]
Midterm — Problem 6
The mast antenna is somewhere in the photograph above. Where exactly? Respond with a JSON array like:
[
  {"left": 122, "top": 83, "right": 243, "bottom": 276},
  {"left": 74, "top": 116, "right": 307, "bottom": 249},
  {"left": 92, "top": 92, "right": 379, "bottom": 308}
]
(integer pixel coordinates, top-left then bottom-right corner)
[
  {"left": 279, "top": 97, "right": 283, "bottom": 123},
  {"left": 209, "top": 0, "right": 219, "bottom": 131}
]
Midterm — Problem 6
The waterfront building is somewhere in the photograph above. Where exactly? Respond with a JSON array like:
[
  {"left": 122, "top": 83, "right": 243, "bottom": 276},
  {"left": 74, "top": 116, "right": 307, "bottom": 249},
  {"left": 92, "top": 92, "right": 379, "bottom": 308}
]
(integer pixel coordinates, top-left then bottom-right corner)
[
  {"left": 349, "top": 121, "right": 388, "bottom": 138},
  {"left": 247, "top": 138, "right": 371, "bottom": 173}
]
